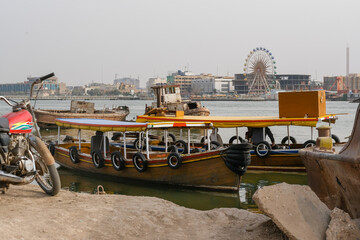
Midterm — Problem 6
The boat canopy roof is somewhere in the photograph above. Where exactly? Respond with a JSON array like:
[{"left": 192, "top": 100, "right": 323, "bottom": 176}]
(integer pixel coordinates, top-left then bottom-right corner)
[
  {"left": 147, "top": 122, "right": 212, "bottom": 129},
  {"left": 55, "top": 118, "right": 212, "bottom": 132},
  {"left": 136, "top": 114, "right": 338, "bottom": 128},
  {"left": 55, "top": 118, "right": 148, "bottom": 132}
]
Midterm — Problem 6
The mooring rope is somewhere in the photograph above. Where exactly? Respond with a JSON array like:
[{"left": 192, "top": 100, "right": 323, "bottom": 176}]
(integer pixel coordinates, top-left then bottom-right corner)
[{"left": 96, "top": 185, "right": 106, "bottom": 195}]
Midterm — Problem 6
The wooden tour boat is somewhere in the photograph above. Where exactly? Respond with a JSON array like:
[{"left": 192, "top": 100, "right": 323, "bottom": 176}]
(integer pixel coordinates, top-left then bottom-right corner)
[
  {"left": 35, "top": 100, "right": 129, "bottom": 128},
  {"left": 137, "top": 91, "right": 340, "bottom": 172},
  {"left": 50, "top": 118, "right": 252, "bottom": 191}
]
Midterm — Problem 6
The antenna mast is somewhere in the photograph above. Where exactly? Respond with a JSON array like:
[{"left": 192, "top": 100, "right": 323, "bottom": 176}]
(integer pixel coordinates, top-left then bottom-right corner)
[{"left": 346, "top": 44, "right": 349, "bottom": 76}]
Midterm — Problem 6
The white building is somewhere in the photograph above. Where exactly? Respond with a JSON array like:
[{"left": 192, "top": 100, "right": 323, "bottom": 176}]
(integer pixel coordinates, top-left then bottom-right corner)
[{"left": 191, "top": 77, "right": 234, "bottom": 95}]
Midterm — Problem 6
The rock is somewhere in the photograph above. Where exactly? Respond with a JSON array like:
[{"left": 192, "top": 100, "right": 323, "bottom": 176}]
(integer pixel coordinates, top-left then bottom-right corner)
[
  {"left": 253, "top": 182, "right": 331, "bottom": 240},
  {"left": 326, "top": 208, "right": 360, "bottom": 240},
  {"left": 354, "top": 218, "right": 360, "bottom": 229}
]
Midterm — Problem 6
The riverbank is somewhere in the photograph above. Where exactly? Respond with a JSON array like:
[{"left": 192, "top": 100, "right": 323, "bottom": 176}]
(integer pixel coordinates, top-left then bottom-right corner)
[
  {"left": 5, "top": 95, "right": 352, "bottom": 101},
  {"left": 1, "top": 184, "right": 285, "bottom": 240}
]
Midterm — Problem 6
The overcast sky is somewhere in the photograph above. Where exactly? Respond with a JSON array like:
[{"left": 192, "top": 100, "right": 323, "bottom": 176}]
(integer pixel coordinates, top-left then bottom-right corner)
[{"left": 0, "top": 0, "right": 359, "bottom": 87}]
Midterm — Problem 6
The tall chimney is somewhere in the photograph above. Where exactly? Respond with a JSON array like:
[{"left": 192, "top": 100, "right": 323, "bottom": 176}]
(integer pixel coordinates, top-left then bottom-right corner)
[{"left": 346, "top": 45, "right": 349, "bottom": 76}]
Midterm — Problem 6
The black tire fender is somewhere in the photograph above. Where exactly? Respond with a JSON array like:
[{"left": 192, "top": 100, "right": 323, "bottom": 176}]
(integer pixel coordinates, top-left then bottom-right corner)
[
  {"left": 92, "top": 150, "right": 105, "bottom": 168},
  {"left": 229, "top": 136, "right": 244, "bottom": 144},
  {"left": 134, "top": 138, "right": 148, "bottom": 150},
  {"left": 331, "top": 134, "right": 340, "bottom": 143},
  {"left": 303, "top": 140, "right": 316, "bottom": 148},
  {"left": 132, "top": 152, "right": 148, "bottom": 172},
  {"left": 222, "top": 142, "right": 252, "bottom": 176},
  {"left": 224, "top": 160, "right": 247, "bottom": 176},
  {"left": 111, "top": 132, "right": 123, "bottom": 140},
  {"left": 133, "top": 138, "right": 142, "bottom": 150},
  {"left": 69, "top": 146, "right": 80, "bottom": 164},
  {"left": 174, "top": 140, "right": 188, "bottom": 154},
  {"left": 111, "top": 151, "right": 125, "bottom": 171},
  {"left": 167, "top": 145, "right": 178, "bottom": 153},
  {"left": 162, "top": 133, "right": 176, "bottom": 143},
  {"left": 167, "top": 152, "right": 182, "bottom": 169},
  {"left": 255, "top": 141, "right": 272, "bottom": 158},
  {"left": 48, "top": 143, "right": 56, "bottom": 156},
  {"left": 280, "top": 136, "right": 297, "bottom": 145}
]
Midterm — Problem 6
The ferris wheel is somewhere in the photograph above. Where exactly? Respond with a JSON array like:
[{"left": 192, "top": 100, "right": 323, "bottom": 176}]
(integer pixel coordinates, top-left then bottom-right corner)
[{"left": 243, "top": 47, "right": 277, "bottom": 96}]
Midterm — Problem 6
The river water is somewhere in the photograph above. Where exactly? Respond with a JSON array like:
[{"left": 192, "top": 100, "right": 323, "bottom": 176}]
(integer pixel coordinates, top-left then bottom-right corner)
[{"left": 0, "top": 99, "right": 357, "bottom": 210}]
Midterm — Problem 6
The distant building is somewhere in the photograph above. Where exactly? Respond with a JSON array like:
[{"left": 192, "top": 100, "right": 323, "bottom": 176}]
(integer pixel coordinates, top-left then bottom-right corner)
[
  {"left": 146, "top": 77, "right": 167, "bottom": 95},
  {"left": 323, "top": 74, "right": 360, "bottom": 93},
  {"left": 117, "top": 83, "right": 137, "bottom": 95},
  {"left": 277, "top": 74, "right": 311, "bottom": 91},
  {"left": 191, "top": 77, "right": 234, "bottom": 95},
  {"left": 167, "top": 70, "right": 233, "bottom": 97},
  {"left": 345, "top": 74, "right": 360, "bottom": 92},
  {"left": 84, "top": 82, "right": 141, "bottom": 96},
  {"left": 0, "top": 75, "right": 66, "bottom": 95},
  {"left": 167, "top": 70, "right": 197, "bottom": 97},
  {"left": 233, "top": 74, "right": 311, "bottom": 95},
  {"left": 323, "top": 76, "right": 338, "bottom": 91},
  {"left": 114, "top": 77, "right": 140, "bottom": 89}
]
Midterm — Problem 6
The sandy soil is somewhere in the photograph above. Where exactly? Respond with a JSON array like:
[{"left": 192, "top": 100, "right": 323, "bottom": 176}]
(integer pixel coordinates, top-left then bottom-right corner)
[{"left": 0, "top": 184, "right": 286, "bottom": 240}]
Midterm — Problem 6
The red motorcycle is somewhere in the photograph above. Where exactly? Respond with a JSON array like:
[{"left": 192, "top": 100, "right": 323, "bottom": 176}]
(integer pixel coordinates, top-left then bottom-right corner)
[{"left": 0, "top": 73, "right": 60, "bottom": 195}]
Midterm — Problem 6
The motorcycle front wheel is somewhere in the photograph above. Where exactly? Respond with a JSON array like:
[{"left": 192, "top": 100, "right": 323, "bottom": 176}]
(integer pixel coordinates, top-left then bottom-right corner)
[{"left": 29, "top": 136, "right": 61, "bottom": 196}]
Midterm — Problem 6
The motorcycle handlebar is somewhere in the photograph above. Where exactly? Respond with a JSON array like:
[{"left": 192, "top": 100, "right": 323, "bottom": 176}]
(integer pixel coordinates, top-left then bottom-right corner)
[
  {"left": 39, "top": 72, "right": 55, "bottom": 82},
  {"left": 0, "top": 72, "right": 55, "bottom": 108},
  {"left": 0, "top": 96, "right": 18, "bottom": 107},
  {"left": 30, "top": 72, "right": 55, "bottom": 99}
]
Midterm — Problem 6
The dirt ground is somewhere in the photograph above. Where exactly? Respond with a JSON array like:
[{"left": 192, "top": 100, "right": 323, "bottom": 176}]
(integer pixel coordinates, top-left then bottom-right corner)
[{"left": 0, "top": 184, "right": 286, "bottom": 240}]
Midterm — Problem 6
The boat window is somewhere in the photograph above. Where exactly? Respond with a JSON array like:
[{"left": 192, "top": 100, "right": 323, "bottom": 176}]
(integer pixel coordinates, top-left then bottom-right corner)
[{"left": 188, "top": 102, "right": 198, "bottom": 109}]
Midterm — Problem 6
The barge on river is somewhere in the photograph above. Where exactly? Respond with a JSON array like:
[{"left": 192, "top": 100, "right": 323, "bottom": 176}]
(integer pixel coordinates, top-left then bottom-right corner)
[{"left": 35, "top": 100, "right": 129, "bottom": 128}]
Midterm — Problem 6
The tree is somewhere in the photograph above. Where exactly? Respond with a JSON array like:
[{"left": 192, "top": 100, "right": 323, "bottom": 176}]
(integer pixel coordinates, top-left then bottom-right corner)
[
  {"left": 71, "top": 88, "right": 85, "bottom": 96},
  {"left": 87, "top": 89, "right": 103, "bottom": 96}
]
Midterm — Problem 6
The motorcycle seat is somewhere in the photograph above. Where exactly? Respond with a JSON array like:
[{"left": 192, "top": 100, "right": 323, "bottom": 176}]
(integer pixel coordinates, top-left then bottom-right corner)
[{"left": 0, "top": 118, "right": 9, "bottom": 132}]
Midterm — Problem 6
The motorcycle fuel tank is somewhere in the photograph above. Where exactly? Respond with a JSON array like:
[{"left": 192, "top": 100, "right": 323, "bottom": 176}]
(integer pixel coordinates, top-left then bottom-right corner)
[{"left": 2, "top": 109, "right": 33, "bottom": 134}]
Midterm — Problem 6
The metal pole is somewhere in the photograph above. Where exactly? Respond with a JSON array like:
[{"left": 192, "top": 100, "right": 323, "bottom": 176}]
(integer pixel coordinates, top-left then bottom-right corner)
[
  {"left": 207, "top": 129, "right": 210, "bottom": 151},
  {"left": 123, "top": 132, "right": 127, "bottom": 160},
  {"left": 263, "top": 127, "right": 266, "bottom": 141},
  {"left": 103, "top": 134, "right": 106, "bottom": 158},
  {"left": 146, "top": 130, "right": 149, "bottom": 159},
  {"left": 236, "top": 127, "right": 239, "bottom": 144},
  {"left": 78, "top": 129, "right": 81, "bottom": 151},
  {"left": 287, "top": 126, "right": 290, "bottom": 145},
  {"left": 57, "top": 126, "right": 60, "bottom": 144},
  {"left": 165, "top": 129, "right": 168, "bottom": 152},
  {"left": 187, "top": 128, "right": 191, "bottom": 154}
]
